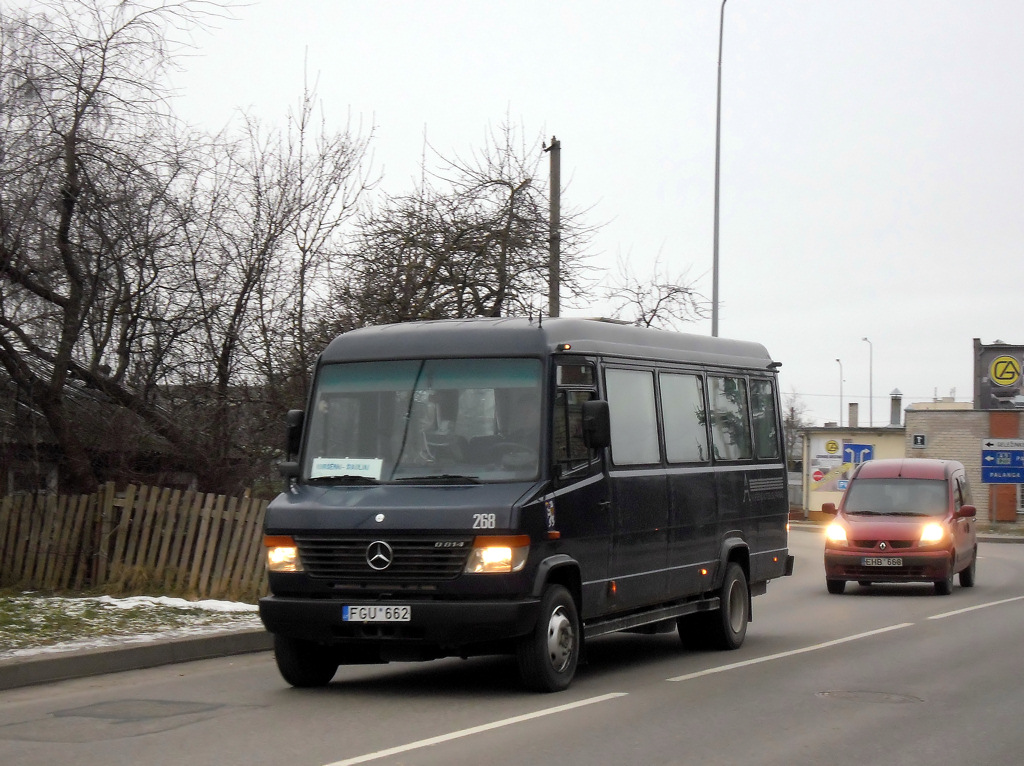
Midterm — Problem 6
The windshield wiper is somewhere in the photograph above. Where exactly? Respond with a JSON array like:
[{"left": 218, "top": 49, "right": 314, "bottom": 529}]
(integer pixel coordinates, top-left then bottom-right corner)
[
  {"left": 885, "top": 511, "right": 930, "bottom": 516},
  {"left": 392, "top": 474, "right": 481, "bottom": 485},
  {"left": 847, "top": 510, "right": 884, "bottom": 515},
  {"left": 306, "top": 475, "right": 381, "bottom": 485}
]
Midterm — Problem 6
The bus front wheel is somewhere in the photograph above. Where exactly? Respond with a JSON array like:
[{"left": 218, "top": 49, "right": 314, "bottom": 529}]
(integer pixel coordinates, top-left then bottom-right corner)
[
  {"left": 273, "top": 635, "right": 338, "bottom": 688},
  {"left": 516, "top": 585, "right": 579, "bottom": 692}
]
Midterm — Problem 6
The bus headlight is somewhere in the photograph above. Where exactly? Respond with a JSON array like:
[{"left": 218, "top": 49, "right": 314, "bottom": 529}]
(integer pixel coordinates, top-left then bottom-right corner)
[
  {"left": 265, "top": 535, "right": 304, "bottom": 572},
  {"left": 465, "top": 535, "right": 530, "bottom": 573}
]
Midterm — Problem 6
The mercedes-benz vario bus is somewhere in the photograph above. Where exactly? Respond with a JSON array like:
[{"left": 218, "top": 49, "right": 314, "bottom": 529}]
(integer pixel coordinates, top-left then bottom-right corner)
[{"left": 260, "top": 317, "right": 794, "bottom": 692}]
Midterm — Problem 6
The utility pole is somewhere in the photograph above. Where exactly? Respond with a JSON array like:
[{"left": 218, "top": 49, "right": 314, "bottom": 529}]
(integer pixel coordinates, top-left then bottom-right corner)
[{"left": 544, "top": 136, "right": 561, "bottom": 318}]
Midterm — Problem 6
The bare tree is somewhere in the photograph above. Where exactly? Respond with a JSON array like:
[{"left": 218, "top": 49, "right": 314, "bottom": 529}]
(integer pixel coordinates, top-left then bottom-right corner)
[
  {"left": 334, "top": 122, "right": 596, "bottom": 329},
  {"left": 0, "top": 0, "right": 219, "bottom": 491},
  {"left": 783, "top": 389, "right": 813, "bottom": 470},
  {"left": 0, "top": 1, "right": 376, "bottom": 494},
  {"left": 604, "top": 254, "right": 709, "bottom": 329},
  {"left": 178, "top": 90, "right": 374, "bottom": 490}
]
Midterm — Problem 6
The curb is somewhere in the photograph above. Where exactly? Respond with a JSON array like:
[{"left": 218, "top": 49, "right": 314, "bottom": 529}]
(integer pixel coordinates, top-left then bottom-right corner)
[{"left": 0, "top": 628, "right": 273, "bottom": 692}]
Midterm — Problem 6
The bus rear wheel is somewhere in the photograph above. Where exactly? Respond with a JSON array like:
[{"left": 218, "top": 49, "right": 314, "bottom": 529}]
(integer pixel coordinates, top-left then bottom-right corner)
[{"left": 706, "top": 562, "right": 749, "bottom": 650}]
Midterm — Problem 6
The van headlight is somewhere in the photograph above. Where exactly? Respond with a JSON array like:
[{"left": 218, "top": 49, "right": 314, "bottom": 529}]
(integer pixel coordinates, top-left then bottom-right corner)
[
  {"left": 465, "top": 535, "right": 530, "bottom": 573},
  {"left": 825, "top": 523, "right": 848, "bottom": 545},
  {"left": 264, "top": 535, "right": 304, "bottom": 572},
  {"left": 919, "top": 523, "right": 945, "bottom": 544}
]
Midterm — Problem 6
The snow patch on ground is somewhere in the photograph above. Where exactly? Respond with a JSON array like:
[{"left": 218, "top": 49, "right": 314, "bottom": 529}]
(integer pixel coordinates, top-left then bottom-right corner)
[{"left": 0, "top": 593, "right": 263, "bottom": 661}]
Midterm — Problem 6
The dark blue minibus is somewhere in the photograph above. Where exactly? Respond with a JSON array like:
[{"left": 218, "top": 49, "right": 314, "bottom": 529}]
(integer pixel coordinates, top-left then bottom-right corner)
[{"left": 260, "top": 317, "right": 794, "bottom": 692}]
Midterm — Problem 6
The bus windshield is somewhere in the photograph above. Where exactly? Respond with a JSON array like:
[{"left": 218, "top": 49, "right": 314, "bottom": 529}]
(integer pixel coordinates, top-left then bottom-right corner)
[{"left": 302, "top": 358, "right": 543, "bottom": 483}]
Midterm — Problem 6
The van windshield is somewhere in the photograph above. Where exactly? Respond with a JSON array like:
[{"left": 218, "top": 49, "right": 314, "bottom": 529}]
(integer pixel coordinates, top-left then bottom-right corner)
[
  {"left": 302, "top": 358, "right": 543, "bottom": 484},
  {"left": 843, "top": 478, "right": 949, "bottom": 516}
]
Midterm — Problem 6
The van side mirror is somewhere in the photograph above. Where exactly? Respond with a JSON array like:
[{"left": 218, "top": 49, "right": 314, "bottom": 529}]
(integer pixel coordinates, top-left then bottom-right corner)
[
  {"left": 286, "top": 409, "right": 305, "bottom": 458},
  {"left": 581, "top": 400, "right": 611, "bottom": 450},
  {"left": 821, "top": 502, "right": 838, "bottom": 515},
  {"left": 958, "top": 504, "right": 977, "bottom": 519}
]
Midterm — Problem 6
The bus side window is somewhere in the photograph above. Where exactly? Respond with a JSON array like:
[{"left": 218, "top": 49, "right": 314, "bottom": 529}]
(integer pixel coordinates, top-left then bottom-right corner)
[
  {"left": 554, "top": 389, "right": 598, "bottom": 474},
  {"left": 661, "top": 372, "right": 709, "bottom": 463},
  {"left": 749, "top": 378, "right": 781, "bottom": 460},
  {"left": 708, "top": 376, "right": 753, "bottom": 460}
]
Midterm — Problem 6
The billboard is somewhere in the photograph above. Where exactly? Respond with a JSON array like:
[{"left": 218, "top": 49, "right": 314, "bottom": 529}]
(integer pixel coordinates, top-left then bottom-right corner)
[{"left": 974, "top": 339, "right": 1024, "bottom": 410}]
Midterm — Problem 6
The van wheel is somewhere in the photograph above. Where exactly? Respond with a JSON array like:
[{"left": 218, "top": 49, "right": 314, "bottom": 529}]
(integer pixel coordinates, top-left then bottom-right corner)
[
  {"left": 517, "top": 585, "right": 579, "bottom": 692},
  {"left": 826, "top": 579, "right": 846, "bottom": 594},
  {"left": 935, "top": 557, "right": 954, "bottom": 595},
  {"left": 274, "top": 635, "right": 338, "bottom": 687},
  {"left": 706, "top": 562, "right": 748, "bottom": 650},
  {"left": 959, "top": 546, "right": 977, "bottom": 587}
]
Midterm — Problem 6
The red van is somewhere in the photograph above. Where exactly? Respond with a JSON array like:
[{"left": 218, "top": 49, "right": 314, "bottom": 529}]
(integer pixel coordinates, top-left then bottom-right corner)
[{"left": 822, "top": 458, "right": 977, "bottom": 595}]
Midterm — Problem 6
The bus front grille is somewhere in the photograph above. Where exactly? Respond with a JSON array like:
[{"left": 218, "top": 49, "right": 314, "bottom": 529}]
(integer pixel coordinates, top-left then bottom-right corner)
[{"left": 293, "top": 535, "right": 474, "bottom": 582}]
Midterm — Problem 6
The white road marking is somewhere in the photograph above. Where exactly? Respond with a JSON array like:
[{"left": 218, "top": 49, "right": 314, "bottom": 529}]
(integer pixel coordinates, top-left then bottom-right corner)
[
  {"left": 321, "top": 598, "right": 1024, "bottom": 765},
  {"left": 322, "top": 692, "right": 629, "bottom": 766},
  {"left": 667, "top": 623, "right": 914, "bottom": 682},
  {"left": 929, "top": 594, "right": 1024, "bottom": 620}
]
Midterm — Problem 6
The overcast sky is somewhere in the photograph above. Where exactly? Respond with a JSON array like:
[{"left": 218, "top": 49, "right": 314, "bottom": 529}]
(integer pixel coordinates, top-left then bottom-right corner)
[{"left": 166, "top": 0, "right": 1024, "bottom": 426}]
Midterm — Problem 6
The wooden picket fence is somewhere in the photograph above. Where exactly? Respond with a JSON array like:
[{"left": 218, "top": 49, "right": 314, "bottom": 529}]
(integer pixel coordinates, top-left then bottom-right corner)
[{"left": 0, "top": 483, "right": 269, "bottom": 602}]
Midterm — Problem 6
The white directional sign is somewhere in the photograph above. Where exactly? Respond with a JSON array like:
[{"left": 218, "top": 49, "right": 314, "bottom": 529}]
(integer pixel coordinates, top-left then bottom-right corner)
[{"left": 982, "top": 438, "right": 1024, "bottom": 450}]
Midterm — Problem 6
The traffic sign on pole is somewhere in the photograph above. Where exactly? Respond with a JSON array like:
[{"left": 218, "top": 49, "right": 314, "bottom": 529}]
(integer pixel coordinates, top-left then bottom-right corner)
[{"left": 981, "top": 438, "right": 1024, "bottom": 483}]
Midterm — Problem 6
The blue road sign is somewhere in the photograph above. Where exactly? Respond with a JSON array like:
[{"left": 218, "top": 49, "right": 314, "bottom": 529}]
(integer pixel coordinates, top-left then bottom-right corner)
[
  {"left": 843, "top": 443, "right": 874, "bottom": 465},
  {"left": 981, "top": 448, "right": 1024, "bottom": 483}
]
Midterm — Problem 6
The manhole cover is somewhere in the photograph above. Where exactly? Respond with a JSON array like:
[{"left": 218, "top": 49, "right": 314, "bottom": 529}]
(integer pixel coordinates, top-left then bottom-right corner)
[{"left": 817, "top": 690, "right": 923, "bottom": 704}]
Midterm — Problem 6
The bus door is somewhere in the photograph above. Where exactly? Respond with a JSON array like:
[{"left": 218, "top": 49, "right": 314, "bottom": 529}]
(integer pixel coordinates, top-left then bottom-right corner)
[
  {"left": 551, "top": 363, "right": 612, "bottom": 619},
  {"left": 604, "top": 366, "right": 669, "bottom": 611},
  {"left": 660, "top": 371, "right": 718, "bottom": 597}
]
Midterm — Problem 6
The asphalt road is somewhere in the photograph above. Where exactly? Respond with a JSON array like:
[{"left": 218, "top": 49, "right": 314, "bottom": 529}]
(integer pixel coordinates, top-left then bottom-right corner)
[{"left": 2, "top": 528, "right": 1024, "bottom": 766}]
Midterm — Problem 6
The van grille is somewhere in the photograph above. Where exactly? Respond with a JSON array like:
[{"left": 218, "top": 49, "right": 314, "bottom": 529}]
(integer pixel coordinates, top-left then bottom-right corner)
[
  {"left": 293, "top": 535, "right": 474, "bottom": 582},
  {"left": 851, "top": 540, "right": 914, "bottom": 550}
]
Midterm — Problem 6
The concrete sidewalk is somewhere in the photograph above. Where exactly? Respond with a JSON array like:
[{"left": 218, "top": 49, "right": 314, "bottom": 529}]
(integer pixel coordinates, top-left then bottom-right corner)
[{"left": 0, "top": 628, "right": 273, "bottom": 692}]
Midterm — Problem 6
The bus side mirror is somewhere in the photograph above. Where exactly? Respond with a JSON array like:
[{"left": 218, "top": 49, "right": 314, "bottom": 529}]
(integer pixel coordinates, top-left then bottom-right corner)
[
  {"left": 581, "top": 400, "right": 611, "bottom": 450},
  {"left": 286, "top": 409, "right": 305, "bottom": 458}
]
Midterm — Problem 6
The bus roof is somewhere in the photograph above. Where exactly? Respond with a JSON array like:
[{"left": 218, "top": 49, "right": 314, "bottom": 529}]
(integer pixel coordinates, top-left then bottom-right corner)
[{"left": 319, "top": 318, "right": 779, "bottom": 373}]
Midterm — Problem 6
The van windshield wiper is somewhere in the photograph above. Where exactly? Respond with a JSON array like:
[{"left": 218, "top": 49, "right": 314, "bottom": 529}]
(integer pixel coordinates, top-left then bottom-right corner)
[
  {"left": 392, "top": 474, "right": 481, "bottom": 485},
  {"left": 306, "top": 475, "right": 381, "bottom": 486},
  {"left": 847, "top": 510, "right": 884, "bottom": 515}
]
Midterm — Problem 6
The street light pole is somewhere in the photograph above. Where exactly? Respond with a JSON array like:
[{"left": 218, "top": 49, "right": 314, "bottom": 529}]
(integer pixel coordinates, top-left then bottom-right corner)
[
  {"left": 836, "top": 358, "right": 844, "bottom": 428},
  {"left": 711, "top": 0, "right": 727, "bottom": 337},
  {"left": 862, "top": 337, "right": 873, "bottom": 427}
]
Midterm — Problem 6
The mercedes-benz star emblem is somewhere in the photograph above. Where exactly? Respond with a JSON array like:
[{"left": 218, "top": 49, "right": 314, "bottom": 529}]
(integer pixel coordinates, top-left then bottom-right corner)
[{"left": 366, "top": 541, "right": 394, "bottom": 571}]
